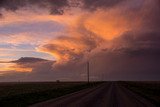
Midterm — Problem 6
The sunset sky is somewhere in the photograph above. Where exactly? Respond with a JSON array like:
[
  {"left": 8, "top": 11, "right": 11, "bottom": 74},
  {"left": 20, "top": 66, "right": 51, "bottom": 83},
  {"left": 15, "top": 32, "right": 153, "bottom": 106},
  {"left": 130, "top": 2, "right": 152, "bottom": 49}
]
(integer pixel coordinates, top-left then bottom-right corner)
[{"left": 0, "top": 0, "right": 160, "bottom": 81}]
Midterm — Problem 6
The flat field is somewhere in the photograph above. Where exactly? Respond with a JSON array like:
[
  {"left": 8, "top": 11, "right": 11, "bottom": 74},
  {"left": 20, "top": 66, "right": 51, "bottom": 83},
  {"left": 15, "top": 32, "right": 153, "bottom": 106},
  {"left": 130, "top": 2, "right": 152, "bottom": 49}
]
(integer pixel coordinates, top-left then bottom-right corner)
[
  {"left": 0, "top": 82, "right": 100, "bottom": 107},
  {"left": 120, "top": 81, "right": 160, "bottom": 106},
  {"left": 1, "top": 81, "right": 159, "bottom": 107}
]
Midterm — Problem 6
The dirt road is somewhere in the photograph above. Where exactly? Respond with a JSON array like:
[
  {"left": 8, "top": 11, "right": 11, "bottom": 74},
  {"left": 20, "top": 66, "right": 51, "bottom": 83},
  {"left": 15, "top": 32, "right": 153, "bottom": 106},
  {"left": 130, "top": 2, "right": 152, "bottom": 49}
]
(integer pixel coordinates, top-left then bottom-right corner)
[{"left": 31, "top": 82, "right": 156, "bottom": 107}]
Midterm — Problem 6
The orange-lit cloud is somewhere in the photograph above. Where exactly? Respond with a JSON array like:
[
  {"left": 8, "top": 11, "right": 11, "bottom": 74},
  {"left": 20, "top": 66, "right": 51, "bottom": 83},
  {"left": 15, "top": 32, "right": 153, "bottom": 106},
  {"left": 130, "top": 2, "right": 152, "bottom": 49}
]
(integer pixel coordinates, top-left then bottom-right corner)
[
  {"left": 0, "top": 63, "right": 32, "bottom": 76},
  {"left": 0, "top": 57, "right": 53, "bottom": 76},
  {"left": 1, "top": 0, "right": 157, "bottom": 65},
  {"left": 83, "top": 10, "right": 141, "bottom": 40},
  {"left": 0, "top": 0, "right": 160, "bottom": 81},
  {"left": 37, "top": 2, "right": 145, "bottom": 63}
]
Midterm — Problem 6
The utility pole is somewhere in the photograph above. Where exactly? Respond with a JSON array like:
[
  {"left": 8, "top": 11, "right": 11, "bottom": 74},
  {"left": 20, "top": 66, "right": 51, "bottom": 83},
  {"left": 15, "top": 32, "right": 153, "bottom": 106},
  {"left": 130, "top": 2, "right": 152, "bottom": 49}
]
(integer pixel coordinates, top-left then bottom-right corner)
[{"left": 87, "top": 61, "right": 89, "bottom": 83}]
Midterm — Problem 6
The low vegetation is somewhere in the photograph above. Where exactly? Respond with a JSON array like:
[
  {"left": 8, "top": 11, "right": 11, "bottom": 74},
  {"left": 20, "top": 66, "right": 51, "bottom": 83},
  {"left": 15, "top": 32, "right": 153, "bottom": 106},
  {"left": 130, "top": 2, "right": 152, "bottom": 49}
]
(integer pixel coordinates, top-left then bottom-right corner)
[
  {"left": 119, "top": 81, "right": 160, "bottom": 106},
  {"left": 0, "top": 82, "right": 101, "bottom": 107}
]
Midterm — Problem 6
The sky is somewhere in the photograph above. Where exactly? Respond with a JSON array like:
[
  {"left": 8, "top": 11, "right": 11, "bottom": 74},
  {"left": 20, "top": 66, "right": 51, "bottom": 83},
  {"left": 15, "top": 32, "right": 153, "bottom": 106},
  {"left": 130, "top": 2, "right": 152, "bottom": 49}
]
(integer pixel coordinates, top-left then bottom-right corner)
[{"left": 0, "top": 0, "right": 160, "bottom": 81}]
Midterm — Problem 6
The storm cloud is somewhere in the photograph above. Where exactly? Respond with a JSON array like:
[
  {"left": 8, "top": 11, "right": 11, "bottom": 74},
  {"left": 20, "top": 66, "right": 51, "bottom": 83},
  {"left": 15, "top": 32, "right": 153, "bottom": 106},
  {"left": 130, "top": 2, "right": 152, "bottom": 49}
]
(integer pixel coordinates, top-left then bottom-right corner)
[
  {"left": 0, "top": 0, "right": 131, "bottom": 15},
  {"left": 0, "top": 0, "right": 160, "bottom": 81},
  {"left": 0, "top": 0, "right": 69, "bottom": 15}
]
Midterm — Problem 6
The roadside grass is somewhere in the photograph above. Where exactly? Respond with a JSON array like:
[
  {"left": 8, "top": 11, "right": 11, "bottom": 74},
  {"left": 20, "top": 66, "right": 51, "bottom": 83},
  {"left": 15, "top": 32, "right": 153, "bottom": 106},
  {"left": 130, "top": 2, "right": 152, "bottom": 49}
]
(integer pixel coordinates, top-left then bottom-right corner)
[
  {"left": 119, "top": 81, "right": 160, "bottom": 106},
  {"left": 0, "top": 82, "right": 102, "bottom": 107}
]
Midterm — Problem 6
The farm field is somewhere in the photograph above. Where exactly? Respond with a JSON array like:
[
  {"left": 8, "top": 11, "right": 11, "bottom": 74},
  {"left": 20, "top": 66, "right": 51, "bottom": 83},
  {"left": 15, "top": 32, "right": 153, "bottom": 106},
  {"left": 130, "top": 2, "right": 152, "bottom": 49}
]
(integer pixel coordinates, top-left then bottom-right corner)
[
  {"left": 0, "top": 82, "right": 100, "bottom": 107},
  {"left": 31, "top": 81, "right": 158, "bottom": 107},
  {"left": 120, "top": 81, "right": 160, "bottom": 106},
  {"left": 0, "top": 81, "right": 160, "bottom": 107}
]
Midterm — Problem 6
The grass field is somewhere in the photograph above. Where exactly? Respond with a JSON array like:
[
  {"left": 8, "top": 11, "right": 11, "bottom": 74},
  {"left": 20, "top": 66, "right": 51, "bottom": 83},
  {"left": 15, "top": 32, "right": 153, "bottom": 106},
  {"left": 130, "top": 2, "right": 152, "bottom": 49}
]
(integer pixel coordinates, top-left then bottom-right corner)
[
  {"left": 0, "top": 82, "right": 101, "bottom": 107},
  {"left": 1, "top": 81, "right": 159, "bottom": 107},
  {"left": 119, "top": 81, "right": 160, "bottom": 106}
]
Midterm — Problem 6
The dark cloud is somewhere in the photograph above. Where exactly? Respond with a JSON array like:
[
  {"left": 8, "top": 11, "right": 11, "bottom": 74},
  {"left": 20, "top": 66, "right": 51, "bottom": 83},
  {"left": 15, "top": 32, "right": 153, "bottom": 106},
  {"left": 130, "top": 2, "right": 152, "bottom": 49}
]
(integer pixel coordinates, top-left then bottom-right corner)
[
  {"left": 0, "top": 0, "right": 69, "bottom": 15},
  {"left": 0, "top": 57, "right": 85, "bottom": 81},
  {"left": 141, "top": 0, "right": 160, "bottom": 31},
  {"left": 82, "top": 0, "right": 125, "bottom": 11},
  {"left": 110, "top": 31, "right": 160, "bottom": 57},
  {"left": 10, "top": 57, "right": 56, "bottom": 79},
  {"left": 0, "top": 0, "right": 127, "bottom": 16},
  {"left": 90, "top": 51, "right": 160, "bottom": 81},
  {"left": 1, "top": 0, "right": 160, "bottom": 81},
  {"left": 0, "top": 0, "right": 26, "bottom": 11},
  {"left": 94, "top": 29, "right": 160, "bottom": 80},
  {"left": 11, "top": 57, "right": 49, "bottom": 63},
  {"left": 0, "top": 13, "right": 2, "bottom": 17},
  {"left": 0, "top": 57, "right": 49, "bottom": 64}
]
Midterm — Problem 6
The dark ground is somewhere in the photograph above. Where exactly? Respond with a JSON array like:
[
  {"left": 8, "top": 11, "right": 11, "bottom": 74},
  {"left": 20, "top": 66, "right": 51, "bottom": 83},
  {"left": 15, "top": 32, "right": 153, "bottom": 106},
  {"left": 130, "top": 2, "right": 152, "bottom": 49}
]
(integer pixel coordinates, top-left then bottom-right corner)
[
  {"left": 120, "top": 81, "right": 160, "bottom": 106},
  {"left": 0, "top": 81, "right": 160, "bottom": 107},
  {"left": 31, "top": 82, "right": 159, "bottom": 107},
  {"left": 0, "top": 82, "right": 100, "bottom": 107}
]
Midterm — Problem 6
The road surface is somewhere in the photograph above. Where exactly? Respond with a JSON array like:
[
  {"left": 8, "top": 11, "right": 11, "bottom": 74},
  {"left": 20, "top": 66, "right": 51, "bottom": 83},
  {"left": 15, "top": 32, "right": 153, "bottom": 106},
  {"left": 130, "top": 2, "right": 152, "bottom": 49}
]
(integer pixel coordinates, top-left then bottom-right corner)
[{"left": 31, "top": 82, "right": 156, "bottom": 107}]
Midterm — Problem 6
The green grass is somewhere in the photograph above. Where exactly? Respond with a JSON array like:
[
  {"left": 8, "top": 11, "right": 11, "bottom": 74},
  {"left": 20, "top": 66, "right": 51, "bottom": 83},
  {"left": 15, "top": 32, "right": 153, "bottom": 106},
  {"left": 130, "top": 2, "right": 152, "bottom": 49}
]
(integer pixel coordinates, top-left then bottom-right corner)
[
  {"left": 119, "top": 81, "right": 160, "bottom": 106},
  {"left": 0, "top": 82, "right": 102, "bottom": 107}
]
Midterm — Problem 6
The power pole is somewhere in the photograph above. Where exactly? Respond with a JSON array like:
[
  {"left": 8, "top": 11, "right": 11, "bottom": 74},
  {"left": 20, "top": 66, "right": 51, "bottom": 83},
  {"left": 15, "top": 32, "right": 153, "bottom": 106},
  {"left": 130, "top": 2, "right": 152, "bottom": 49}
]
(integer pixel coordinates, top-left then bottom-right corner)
[{"left": 87, "top": 61, "right": 89, "bottom": 83}]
